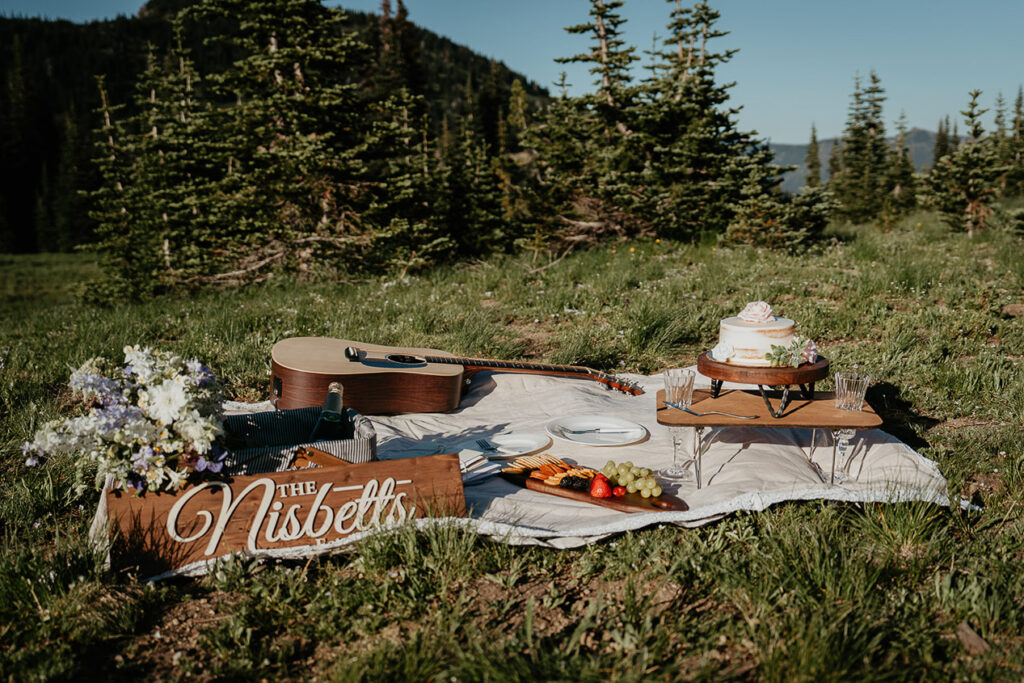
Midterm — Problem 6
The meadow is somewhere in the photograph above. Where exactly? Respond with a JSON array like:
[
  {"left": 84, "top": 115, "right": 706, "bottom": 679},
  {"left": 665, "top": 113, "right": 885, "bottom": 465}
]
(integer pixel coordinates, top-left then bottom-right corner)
[{"left": 1, "top": 210, "right": 1022, "bottom": 680}]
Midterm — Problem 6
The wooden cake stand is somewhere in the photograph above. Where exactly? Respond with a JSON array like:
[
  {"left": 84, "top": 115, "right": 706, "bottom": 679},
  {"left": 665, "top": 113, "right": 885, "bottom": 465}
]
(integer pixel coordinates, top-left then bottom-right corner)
[{"left": 696, "top": 352, "right": 830, "bottom": 418}]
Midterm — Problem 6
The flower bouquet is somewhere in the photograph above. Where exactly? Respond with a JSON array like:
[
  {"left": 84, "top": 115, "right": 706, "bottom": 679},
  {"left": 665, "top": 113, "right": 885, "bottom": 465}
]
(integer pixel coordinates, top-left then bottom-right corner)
[{"left": 23, "top": 346, "right": 228, "bottom": 494}]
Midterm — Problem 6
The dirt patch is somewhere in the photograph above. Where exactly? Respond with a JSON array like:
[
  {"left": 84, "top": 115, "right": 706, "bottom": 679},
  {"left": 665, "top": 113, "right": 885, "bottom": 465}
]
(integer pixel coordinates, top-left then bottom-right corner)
[
  {"left": 502, "top": 320, "right": 557, "bottom": 359},
  {"left": 115, "top": 591, "right": 239, "bottom": 680},
  {"left": 963, "top": 472, "right": 1004, "bottom": 500},
  {"left": 938, "top": 417, "right": 1000, "bottom": 430}
]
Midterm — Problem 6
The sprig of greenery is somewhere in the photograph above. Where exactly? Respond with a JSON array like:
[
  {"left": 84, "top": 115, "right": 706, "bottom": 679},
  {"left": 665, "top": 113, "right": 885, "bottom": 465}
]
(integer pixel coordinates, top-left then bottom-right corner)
[{"left": 765, "top": 337, "right": 808, "bottom": 368}]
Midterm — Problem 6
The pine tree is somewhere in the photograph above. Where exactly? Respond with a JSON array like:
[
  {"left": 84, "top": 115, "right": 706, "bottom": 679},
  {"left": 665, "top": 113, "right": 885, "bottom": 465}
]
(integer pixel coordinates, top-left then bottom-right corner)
[
  {"left": 827, "top": 138, "right": 842, "bottom": 182},
  {"left": 881, "top": 111, "right": 917, "bottom": 225},
  {"left": 637, "top": 0, "right": 791, "bottom": 239},
  {"left": 1006, "top": 85, "right": 1024, "bottom": 197},
  {"left": 829, "top": 71, "right": 891, "bottom": 222},
  {"left": 933, "top": 116, "right": 949, "bottom": 165},
  {"left": 805, "top": 123, "right": 821, "bottom": 188},
  {"left": 182, "top": 0, "right": 376, "bottom": 284},
  {"left": 365, "top": 88, "right": 453, "bottom": 275},
  {"left": 88, "top": 74, "right": 156, "bottom": 296},
  {"left": 544, "top": 0, "right": 644, "bottom": 233},
  {"left": 927, "top": 90, "right": 999, "bottom": 236}
]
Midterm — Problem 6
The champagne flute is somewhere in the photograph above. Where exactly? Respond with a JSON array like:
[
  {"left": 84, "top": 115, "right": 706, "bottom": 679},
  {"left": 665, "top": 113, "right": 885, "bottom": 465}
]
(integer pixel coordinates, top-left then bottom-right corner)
[{"left": 658, "top": 369, "right": 695, "bottom": 481}]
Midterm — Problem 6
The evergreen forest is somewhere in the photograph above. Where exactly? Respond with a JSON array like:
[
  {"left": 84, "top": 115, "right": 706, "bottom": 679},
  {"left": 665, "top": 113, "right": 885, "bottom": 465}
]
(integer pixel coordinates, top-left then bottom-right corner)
[{"left": 2, "top": 0, "right": 1023, "bottom": 297}]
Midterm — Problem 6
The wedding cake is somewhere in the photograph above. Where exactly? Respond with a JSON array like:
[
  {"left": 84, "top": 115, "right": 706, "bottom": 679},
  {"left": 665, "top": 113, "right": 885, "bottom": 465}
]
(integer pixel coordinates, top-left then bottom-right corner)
[{"left": 710, "top": 301, "right": 817, "bottom": 367}]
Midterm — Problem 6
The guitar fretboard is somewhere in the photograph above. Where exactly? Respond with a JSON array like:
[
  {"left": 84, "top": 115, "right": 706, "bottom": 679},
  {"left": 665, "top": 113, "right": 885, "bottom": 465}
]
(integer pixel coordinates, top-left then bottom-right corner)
[{"left": 422, "top": 355, "right": 599, "bottom": 377}]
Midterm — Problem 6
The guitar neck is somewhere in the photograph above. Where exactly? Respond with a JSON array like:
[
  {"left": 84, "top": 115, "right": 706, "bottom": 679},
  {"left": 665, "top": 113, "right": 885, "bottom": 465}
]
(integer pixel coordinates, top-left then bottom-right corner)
[
  {"left": 421, "top": 355, "right": 642, "bottom": 395},
  {"left": 423, "top": 355, "right": 589, "bottom": 376}
]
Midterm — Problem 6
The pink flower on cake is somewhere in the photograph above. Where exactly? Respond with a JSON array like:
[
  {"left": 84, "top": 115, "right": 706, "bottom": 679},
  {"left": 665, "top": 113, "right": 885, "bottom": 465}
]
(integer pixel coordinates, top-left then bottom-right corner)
[
  {"left": 738, "top": 301, "right": 774, "bottom": 323},
  {"left": 801, "top": 337, "right": 818, "bottom": 364}
]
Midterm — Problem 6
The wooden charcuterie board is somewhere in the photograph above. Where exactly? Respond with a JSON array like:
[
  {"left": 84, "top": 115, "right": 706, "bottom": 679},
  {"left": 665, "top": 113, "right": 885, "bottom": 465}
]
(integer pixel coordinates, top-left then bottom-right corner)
[{"left": 500, "top": 471, "right": 688, "bottom": 513}]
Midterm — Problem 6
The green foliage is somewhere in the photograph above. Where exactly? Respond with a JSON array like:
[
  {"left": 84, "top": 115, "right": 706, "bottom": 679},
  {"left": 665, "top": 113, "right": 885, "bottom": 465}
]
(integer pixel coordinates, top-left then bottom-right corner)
[
  {"left": 926, "top": 90, "right": 1001, "bottom": 235},
  {"left": 880, "top": 111, "right": 918, "bottom": 226},
  {"left": 829, "top": 71, "right": 893, "bottom": 223},
  {"left": 805, "top": 123, "right": 822, "bottom": 188},
  {"left": 723, "top": 181, "right": 835, "bottom": 250}
]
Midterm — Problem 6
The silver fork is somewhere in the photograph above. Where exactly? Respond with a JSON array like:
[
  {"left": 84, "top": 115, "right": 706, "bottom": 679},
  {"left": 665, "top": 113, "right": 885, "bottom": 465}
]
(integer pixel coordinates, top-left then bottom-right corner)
[
  {"left": 476, "top": 438, "right": 504, "bottom": 453},
  {"left": 664, "top": 400, "right": 757, "bottom": 419}
]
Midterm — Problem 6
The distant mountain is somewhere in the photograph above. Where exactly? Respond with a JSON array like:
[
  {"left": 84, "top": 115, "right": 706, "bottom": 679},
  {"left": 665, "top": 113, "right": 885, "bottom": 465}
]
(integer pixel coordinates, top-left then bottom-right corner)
[{"left": 771, "top": 128, "right": 937, "bottom": 193}]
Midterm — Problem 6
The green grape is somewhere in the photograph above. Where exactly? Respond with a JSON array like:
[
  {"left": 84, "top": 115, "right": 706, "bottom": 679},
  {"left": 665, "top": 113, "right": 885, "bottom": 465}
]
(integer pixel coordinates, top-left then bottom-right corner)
[
  {"left": 621, "top": 472, "right": 635, "bottom": 485},
  {"left": 651, "top": 485, "right": 663, "bottom": 497},
  {"left": 639, "top": 468, "right": 651, "bottom": 477},
  {"left": 623, "top": 461, "right": 634, "bottom": 469},
  {"left": 641, "top": 478, "right": 655, "bottom": 491},
  {"left": 605, "top": 460, "right": 617, "bottom": 470},
  {"left": 626, "top": 482, "right": 639, "bottom": 493},
  {"left": 630, "top": 466, "right": 640, "bottom": 476},
  {"left": 640, "top": 489, "right": 652, "bottom": 498}
]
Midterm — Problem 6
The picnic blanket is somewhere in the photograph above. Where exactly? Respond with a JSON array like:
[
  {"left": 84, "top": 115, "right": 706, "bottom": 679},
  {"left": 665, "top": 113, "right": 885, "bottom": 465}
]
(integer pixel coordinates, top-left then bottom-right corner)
[
  {"left": 91, "top": 368, "right": 953, "bottom": 578},
  {"left": 305, "top": 368, "right": 951, "bottom": 548}
]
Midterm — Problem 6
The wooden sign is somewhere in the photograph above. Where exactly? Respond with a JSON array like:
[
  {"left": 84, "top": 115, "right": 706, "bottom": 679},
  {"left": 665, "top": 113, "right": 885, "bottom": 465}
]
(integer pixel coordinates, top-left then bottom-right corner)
[{"left": 105, "top": 453, "right": 465, "bottom": 579}]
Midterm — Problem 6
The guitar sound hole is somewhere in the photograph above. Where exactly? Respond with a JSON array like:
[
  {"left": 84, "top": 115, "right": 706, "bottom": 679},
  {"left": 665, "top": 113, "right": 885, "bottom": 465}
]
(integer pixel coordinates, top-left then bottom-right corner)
[{"left": 386, "top": 353, "right": 425, "bottom": 365}]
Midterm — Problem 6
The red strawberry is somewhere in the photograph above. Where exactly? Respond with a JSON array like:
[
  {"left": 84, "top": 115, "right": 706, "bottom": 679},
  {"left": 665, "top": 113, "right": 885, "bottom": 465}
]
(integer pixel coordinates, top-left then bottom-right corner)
[
  {"left": 612, "top": 486, "right": 626, "bottom": 497},
  {"left": 590, "top": 477, "right": 612, "bottom": 498}
]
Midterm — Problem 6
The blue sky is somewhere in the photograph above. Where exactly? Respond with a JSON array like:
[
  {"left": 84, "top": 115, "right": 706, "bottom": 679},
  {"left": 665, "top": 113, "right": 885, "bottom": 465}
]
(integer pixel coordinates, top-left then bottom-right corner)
[{"left": 3, "top": 0, "right": 1022, "bottom": 143}]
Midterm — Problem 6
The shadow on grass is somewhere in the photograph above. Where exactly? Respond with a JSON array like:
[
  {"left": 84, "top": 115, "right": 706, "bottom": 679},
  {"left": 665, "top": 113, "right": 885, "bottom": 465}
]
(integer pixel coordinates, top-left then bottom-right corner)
[{"left": 867, "top": 381, "right": 939, "bottom": 451}]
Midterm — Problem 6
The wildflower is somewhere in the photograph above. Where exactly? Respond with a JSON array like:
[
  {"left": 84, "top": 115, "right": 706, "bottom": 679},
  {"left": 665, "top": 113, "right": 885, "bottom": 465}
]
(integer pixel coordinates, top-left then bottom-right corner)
[{"left": 146, "top": 379, "right": 189, "bottom": 425}]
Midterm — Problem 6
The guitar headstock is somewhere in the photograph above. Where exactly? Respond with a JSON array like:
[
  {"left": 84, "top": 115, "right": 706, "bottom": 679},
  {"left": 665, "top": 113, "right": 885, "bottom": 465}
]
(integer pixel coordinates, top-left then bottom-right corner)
[{"left": 588, "top": 370, "right": 645, "bottom": 396}]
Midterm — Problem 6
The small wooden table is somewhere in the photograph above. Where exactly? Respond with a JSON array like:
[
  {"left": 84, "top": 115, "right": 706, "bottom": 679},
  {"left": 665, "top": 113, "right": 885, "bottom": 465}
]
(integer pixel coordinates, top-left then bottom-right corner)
[
  {"left": 656, "top": 388, "right": 882, "bottom": 488},
  {"left": 697, "top": 353, "right": 831, "bottom": 417}
]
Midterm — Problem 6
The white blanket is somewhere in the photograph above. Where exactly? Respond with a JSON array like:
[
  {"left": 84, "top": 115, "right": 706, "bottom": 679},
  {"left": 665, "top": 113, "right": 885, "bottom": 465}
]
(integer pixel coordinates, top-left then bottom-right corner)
[
  {"left": 94, "top": 369, "right": 953, "bottom": 579},
  {"left": 363, "top": 369, "right": 952, "bottom": 548}
]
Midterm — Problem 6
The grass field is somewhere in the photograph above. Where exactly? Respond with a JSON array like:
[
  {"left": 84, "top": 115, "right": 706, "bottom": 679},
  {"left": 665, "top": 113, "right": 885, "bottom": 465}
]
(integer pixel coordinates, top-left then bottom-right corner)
[{"left": 1, "top": 211, "right": 1022, "bottom": 680}]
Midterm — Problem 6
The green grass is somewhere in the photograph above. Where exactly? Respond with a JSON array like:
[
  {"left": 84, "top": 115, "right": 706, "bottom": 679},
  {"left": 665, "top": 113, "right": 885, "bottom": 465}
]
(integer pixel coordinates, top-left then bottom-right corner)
[{"left": 1, "top": 212, "right": 1023, "bottom": 680}]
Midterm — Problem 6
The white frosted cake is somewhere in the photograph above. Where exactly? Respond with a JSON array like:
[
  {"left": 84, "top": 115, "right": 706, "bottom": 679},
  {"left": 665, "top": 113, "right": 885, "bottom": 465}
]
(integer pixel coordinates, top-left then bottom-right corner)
[{"left": 710, "top": 301, "right": 814, "bottom": 367}]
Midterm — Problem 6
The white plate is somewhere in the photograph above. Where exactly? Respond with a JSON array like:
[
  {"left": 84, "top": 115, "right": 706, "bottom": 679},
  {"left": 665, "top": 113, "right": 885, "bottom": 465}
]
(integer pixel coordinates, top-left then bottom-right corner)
[
  {"left": 545, "top": 414, "right": 648, "bottom": 447},
  {"left": 456, "top": 431, "right": 552, "bottom": 460}
]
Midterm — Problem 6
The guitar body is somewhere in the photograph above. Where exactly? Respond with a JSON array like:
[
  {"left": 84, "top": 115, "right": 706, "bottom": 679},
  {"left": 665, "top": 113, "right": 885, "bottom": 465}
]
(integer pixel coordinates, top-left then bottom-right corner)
[
  {"left": 271, "top": 337, "right": 644, "bottom": 415},
  {"left": 272, "top": 338, "right": 466, "bottom": 414}
]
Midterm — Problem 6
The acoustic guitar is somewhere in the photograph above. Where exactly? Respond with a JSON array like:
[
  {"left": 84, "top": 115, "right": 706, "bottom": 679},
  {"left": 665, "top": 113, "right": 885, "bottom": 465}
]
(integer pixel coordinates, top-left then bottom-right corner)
[{"left": 271, "top": 337, "right": 644, "bottom": 415}]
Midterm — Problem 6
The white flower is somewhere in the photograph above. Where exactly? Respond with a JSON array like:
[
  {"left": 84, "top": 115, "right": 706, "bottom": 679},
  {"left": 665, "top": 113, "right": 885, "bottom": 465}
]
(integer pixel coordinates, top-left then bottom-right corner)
[
  {"left": 738, "top": 301, "right": 774, "bottom": 323},
  {"left": 174, "top": 411, "right": 219, "bottom": 454},
  {"left": 164, "top": 468, "right": 188, "bottom": 491},
  {"left": 145, "top": 379, "right": 189, "bottom": 425},
  {"left": 710, "top": 343, "right": 734, "bottom": 362},
  {"left": 124, "top": 345, "right": 158, "bottom": 383}
]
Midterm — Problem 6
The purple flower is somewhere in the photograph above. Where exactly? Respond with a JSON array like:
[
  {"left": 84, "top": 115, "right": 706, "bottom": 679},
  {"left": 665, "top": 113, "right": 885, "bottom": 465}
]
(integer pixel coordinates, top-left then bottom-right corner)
[
  {"left": 69, "top": 371, "right": 122, "bottom": 403},
  {"left": 187, "top": 359, "right": 215, "bottom": 387},
  {"left": 196, "top": 446, "right": 226, "bottom": 474},
  {"left": 195, "top": 456, "right": 219, "bottom": 473},
  {"left": 96, "top": 403, "right": 143, "bottom": 432},
  {"left": 124, "top": 365, "right": 134, "bottom": 377},
  {"left": 124, "top": 475, "right": 146, "bottom": 492},
  {"left": 131, "top": 446, "right": 153, "bottom": 473},
  {"left": 25, "top": 455, "right": 39, "bottom": 468}
]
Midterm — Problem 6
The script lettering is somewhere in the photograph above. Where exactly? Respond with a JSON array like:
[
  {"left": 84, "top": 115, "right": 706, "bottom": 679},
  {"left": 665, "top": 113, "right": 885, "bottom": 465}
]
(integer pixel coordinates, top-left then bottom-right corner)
[
  {"left": 165, "top": 477, "right": 419, "bottom": 555},
  {"left": 166, "top": 478, "right": 276, "bottom": 556}
]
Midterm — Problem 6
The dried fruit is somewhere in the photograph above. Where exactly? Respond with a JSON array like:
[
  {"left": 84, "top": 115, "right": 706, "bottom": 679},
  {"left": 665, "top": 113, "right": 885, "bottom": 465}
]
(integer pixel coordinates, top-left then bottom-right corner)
[{"left": 559, "top": 475, "right": 591, "bottom": 492}]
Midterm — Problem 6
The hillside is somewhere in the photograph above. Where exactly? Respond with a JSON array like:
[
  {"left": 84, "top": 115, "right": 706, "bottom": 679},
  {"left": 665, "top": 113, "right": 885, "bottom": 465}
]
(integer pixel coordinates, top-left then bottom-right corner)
[
  {"left": 772, "top": 128, "right": 937, "bottom": 192},
  {"left": 0, "top": 1, "right": 550, "bottom": 254}
]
